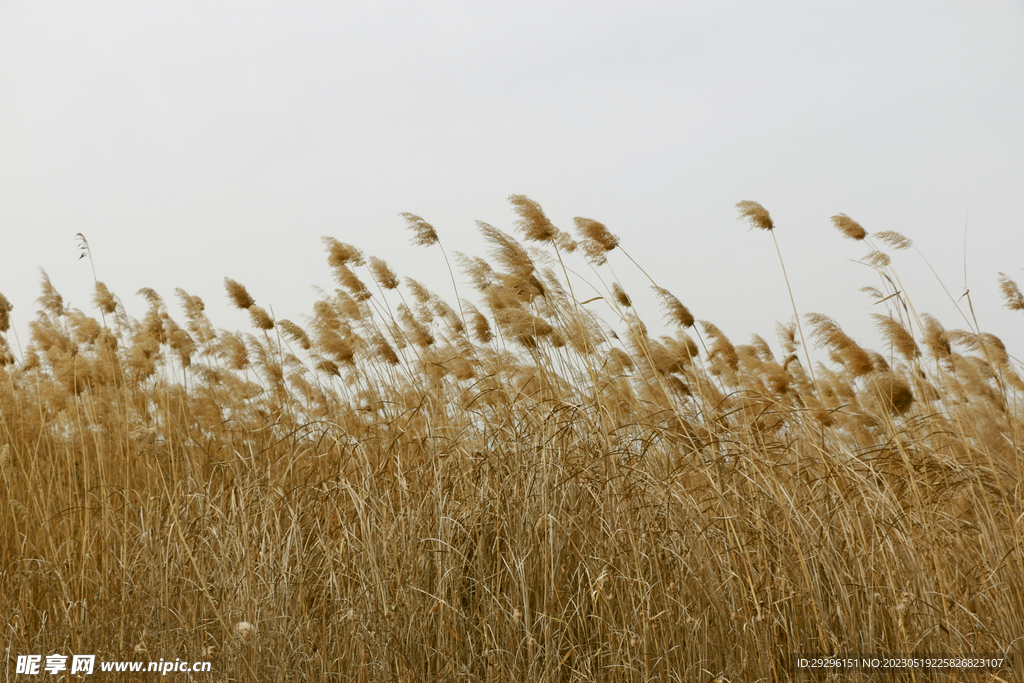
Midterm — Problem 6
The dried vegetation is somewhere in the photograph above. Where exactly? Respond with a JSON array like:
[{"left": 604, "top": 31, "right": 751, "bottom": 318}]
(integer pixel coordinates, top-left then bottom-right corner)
[{"left": 1, "top": 197, "right": 1022, "bottom": 681}]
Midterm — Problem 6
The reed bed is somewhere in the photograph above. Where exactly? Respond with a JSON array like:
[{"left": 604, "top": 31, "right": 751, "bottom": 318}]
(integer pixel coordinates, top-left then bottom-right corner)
[{"left": 1, "top": 197, "right": 1022, "bottom": 682}]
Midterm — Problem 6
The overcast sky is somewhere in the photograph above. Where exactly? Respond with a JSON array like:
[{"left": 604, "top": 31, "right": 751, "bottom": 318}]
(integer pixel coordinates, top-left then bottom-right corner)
[{"left": 1, "top": 1, "right": 1022, "bottom": 362}]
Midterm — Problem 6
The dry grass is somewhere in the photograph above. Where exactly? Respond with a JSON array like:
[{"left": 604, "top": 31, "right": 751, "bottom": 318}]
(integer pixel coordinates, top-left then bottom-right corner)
[{"left": 1, "top": 198, "right": 1023, "bottom": 682}]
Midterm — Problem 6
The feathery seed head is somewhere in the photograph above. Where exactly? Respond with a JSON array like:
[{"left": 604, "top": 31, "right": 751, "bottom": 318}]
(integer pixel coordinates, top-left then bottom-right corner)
[
  {"left": 654, "top": 287, "right": 694, "bottom": 328},
  {"left": 278, "top": 320, "right": 312, "bottom": 349},
  {"left": 370, "top": 334, "right": 399, "bottom": 365},
  {"left": 93, "top": 282, "right": 117, "bottom": 315},
  {"left": 606, "top": 347, "right": 634, "bottom": 374},
  {"left": 554, "top": 229, "right": 577, "bottom": 253},
  {"left": 333, "top": 263, "right": 371, "bottom": 301},
  {"left": 701, "top": 321, "right": 739, "bottom": 373},
  {"left": 175, "top": 289, "right": 215, "bottom": 343},
  {"left": 831, "top": 214, "right": 867, "bottom": 240},
  {"left": 874, "top": 231, "right": 912, "bottom": 250},
  {"left": 38, "top": 270, "right": 64, "bottom": 316},
  {"left": 175, "top": 289, "right": 205, "bottom": 318},
  {"left": 234, "top": 621, "right": 256, "bottom": 640},
  {"left": 736, "top": 201, "right": 774, "bottom": 231},
  {"left": 860, "top": 286, "right": 884, "bottom": 300},
  {"left": 220, "top": 332, "right": 250, "bottom": 370},
  {"left": 405, "top": 278, "right": 433, "bottom": 310},
  {"left": 456, "top": 253, "right": 497, "bottom": 292},
  {"left": 126, "top": 411, "right": 158, "bottom": 457},
  {"left": 398, "top": 304, "right": 434, "bottom": 348},
  {"left": 611, "top": 283, "right": 632, "bottom": 308},
  {"left": 477, "top": 222, "right": 534, "bottom": 275},
  {"left": 998, "top": 273, "right": 1024, "bottom": 312},
  {"left": 314, "top": 357, "right": 340, "bottom": 376},
  {"left": 249, "top": 306, "right": 274, "bottom": 331},
  {"left": 870, "top": 372, "right": 914, "bottom": 416},
  {"left": 467, "top": 306, "right": 492, "bottom": 344},
  {"left": 0, "top": 292, "right": 12, "bottom": 333},
  {"left": 805, "top": 313, "right": 873, "bottom": 378},
  {"left": 401, "top": 213, "right": 439, "bottom": 247},
  {"left": 224, "top": 279, "right": 255, "bottom": 310},
  {"left": 871, "top": 314, "right": 920, "bottom": 360},
  {"left": 509, "top": 194, "right": 557, "bottom": 243},
  {"left": 137, "top": 287, "right": 163, "bottom": 306},
  {"left": 573, "top": 217, "right": 619, "bottom": 264},
  {"left": 864, "top": 251, "right": 891, "bottom": 268},
  {"left": 495, "top": 307, "right": 552, "bottom": 348},
  {"left": 368, "top": 256, "right": 399, "bottom": 289},
  {"left": 921, "top": 314, "right": 951, "bottom": 362},
  {"left": 776, "top": 321, "right": 798, "bottom": 355},
  {"left": 321, "top": 237, "right": 365, "bottom": 269}
]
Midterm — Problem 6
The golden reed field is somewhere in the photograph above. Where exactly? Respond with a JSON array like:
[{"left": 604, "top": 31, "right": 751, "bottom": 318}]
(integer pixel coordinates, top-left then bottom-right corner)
[{"left": 1, "top": 197, "right": 1022, "bottom": 681}]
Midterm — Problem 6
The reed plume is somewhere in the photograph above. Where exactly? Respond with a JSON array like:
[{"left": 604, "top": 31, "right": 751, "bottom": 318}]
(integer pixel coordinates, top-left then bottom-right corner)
[
  {"left": 0, "top": 292, "right": 11, "bottom": 333},
  {"left": 368, "top": 256, "right": 400, "bottom": 290},
  {"left": 224, "top": 278, "right": 255, "bottom": 310},
  {"left": 830, "top": 213, "right": 867, "bottom": 240},
  {"left": 874, "top": 230, "right": 913, "bottom": 250},
  {"left": 653, "top": 286, "right": 694, "bottom": 328},
  {"left": 94, "top": 281, "right": 118, "bottom": 315},
  {"left": 37, "top": 270, "right": 64, "bottom": 315},
  {"left": 871, "top": 313, "right": 920, "bottom": 361},
  {"left": 248, "top": 305, "right": 275, "bottom": 331},
  {"left": 573, "top": 217, "right": 619, "bottom": 264},
  {"left": 278, "top": 320, "right": 312, "bottom": 350},
  {"left": 998, "top": 272, "right": 1024, "bottom": 312},
  {"left": 735, "top": 200, "right": 773, "bottom": 231},
  {"left": 611, "top": 282, "right": 632, "bottom": 307},
  {"left": 509, "top": 194, "right": 557, "bottom": 243},
  {"left": 401, "top": 212, "right": 439, "bottom": 247},
  {"left": 1, "top": 196, "right": 1021, "bottom": 683},
  {"left": 805, "top": 313, "right": 873, "bottom": 378}
]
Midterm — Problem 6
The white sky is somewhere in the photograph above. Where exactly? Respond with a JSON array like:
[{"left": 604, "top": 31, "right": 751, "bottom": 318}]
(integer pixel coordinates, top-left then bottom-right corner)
[{"left": 1, "top": 1, "right": 1023, "bottom": 362}]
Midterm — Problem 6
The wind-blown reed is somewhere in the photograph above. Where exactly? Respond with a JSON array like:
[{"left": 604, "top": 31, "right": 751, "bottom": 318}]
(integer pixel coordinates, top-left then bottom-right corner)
[{"left": 0, "top": 197, "right": 1021, "bottom": 681}]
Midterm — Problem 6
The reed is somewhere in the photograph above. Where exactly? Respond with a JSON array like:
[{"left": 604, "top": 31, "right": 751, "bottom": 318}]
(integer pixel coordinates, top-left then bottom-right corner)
[{"left": 0, "top": 197, "right": 1021, "bottom": 682}]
